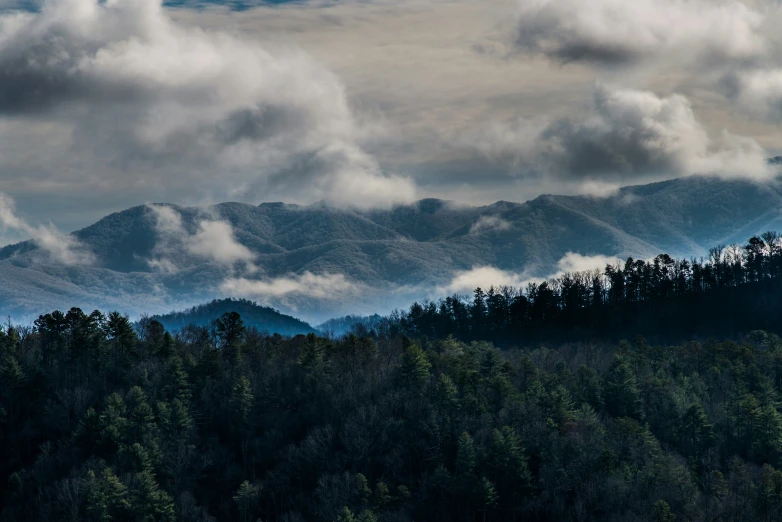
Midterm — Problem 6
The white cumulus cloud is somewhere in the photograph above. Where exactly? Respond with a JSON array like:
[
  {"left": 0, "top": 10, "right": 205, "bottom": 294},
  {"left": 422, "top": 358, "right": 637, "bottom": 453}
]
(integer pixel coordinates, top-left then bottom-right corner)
[
  {"left": 554, "top": 252, "right": 622, "bottom": 274},
  {"left": 186, "top": 220, "right": 255, "bottom": 267},
  {"left": 469, "top": 85, "right": 772, "bottom": 186},
  {"left": 513, "top": 0, "right": 767, "bottom": 67},
  {"left": 439, "top": 266, "right": 529, "bottom": 294},
  {"left": 0, "top": 0, "right": 416, "bottom": 209}
]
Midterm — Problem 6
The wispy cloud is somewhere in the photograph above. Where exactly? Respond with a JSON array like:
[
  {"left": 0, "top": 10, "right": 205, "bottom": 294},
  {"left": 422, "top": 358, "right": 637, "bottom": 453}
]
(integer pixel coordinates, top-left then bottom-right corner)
[
  {"left": 722, "top": 67, "right": 782, "bottom": 123},
  {"left": 146, "top": 204, "right": 255, "bottom": 272},
  {"left": 469, "top": 215, "right": 512, "bottom": 234},
  {"left": 439, "top": 252, "right": 622, "bottom": 294},
  {"left": 0, "top": 192, "right": 94, "bottom": 265},
  {"left": 220, "top": 272, "right": 362, "bottom": 309}
]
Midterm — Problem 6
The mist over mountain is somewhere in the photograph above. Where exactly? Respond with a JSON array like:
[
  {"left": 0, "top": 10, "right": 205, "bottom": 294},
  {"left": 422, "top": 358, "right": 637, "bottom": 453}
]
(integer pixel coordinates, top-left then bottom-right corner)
[
  {"left": 2, "top": 175, "right": 782, "bottom": 323},
  {"left": 316, "top": 314, "right": 384, "bottom": 337}
]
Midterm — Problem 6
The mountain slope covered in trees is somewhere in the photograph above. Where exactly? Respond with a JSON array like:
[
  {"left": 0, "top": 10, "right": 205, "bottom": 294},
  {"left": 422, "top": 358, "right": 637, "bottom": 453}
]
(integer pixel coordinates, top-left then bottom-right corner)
[
  {"left": 1, "top": 176, "right": 782, "bottom": 321},
  {"left": 6, "top": 234, "right": 782, "bottom": 520}
]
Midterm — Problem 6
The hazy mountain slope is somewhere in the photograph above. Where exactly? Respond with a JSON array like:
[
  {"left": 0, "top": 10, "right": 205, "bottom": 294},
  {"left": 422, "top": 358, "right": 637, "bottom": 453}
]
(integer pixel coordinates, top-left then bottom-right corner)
[
  {"left": 317, "top": 314, "right": 383, "bottom": 336},
  {"left": 361, "top": 198, "right": 479, "bottom": 241},
  {"left": 544, "top": 177, "right": 782, "bottom": 255},
  {"left": 0, "top": 262, "right": 173, "bottom": 320},
  {"left": 2, "top": 176, "right": 782, "bottom": 322}
]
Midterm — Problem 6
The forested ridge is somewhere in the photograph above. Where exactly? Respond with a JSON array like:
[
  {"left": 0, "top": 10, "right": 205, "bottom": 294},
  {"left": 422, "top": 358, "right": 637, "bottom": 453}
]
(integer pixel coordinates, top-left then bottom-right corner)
[
  {"left": 4, "top": 235, "right": 782, "bottom": 520},
  {"left": 150, "top": 299, "right": 315, "bottom": 337},
  {"left": 397, "top": 232, "right": 782, "bottom": 346}
]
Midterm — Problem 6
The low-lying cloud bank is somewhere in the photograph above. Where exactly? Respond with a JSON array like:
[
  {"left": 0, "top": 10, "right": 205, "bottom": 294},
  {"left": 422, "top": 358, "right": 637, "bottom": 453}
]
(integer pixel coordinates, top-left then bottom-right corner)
[
  {"left": 0, "top": 193, "right": 94, "bottom": 265},
  {"left": 221, "top": 272, "right": 362, "bottom": 309},
  {"left": 0, "top": 0, "right": 416, "bottom": 208},
  {"left": 440, "top": 252, "right": 623, "bottom": 294},
  {"left": 146, "top": 204, "right": 363, "bottom": 312}
]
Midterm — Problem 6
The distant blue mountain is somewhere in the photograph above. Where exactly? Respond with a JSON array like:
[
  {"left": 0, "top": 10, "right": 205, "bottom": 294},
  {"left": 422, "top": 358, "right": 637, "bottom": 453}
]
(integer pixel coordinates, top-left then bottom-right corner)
[{"left": 150, "top": 298, "right": 315, "bottom": 336}]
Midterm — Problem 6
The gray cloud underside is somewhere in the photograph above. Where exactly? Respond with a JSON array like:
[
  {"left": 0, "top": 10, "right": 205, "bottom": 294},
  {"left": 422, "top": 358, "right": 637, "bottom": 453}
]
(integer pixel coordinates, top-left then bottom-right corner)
[
  {"left": 0, "top": 0, "right": 781, "bottom": 232},
  {"left": 465, "top": 84, "right": 772, "bottom": 192},
  {"left": 0, "top": 0, "right": 416, "bottom": 213}
]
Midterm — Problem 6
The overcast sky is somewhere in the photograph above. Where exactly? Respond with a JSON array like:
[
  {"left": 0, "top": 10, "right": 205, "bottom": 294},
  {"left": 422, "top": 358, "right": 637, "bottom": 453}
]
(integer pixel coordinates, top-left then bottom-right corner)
[{"left": 2, "top": 0, "right": 782, "bottom": 239}]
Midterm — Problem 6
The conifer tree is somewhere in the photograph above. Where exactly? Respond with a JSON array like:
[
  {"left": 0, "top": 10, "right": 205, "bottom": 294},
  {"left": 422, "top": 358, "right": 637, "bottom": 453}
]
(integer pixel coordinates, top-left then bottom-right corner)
[
  {"left": 398, "top": 342, "right": 431, "bottom": 388},
  {"left": 233, "top": 480, "right": 261, "bottom": 522},
  {"left": 336, "top": 506, "right": 356, "bottom": 522},
  {"left": 604, "top": 356, "right": 644, "bottom": 419}
]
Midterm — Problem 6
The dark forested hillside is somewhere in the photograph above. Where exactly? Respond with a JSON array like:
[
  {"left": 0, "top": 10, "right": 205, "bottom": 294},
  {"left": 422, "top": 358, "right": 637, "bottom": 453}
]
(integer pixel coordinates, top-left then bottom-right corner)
[
  {"left": 6, "top": 235, "right": 782, "bottom": 521},
  {"left": 150, "top": 298, "right": 315, "bottom": 336},
  {"left": 5, "top": 309, "right": 782, "bottom": 520}
]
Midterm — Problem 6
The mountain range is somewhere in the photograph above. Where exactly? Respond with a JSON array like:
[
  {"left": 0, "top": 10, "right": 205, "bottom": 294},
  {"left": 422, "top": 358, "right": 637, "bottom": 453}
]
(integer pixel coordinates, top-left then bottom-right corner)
[{"left": 2, "top": 175, "right": 782, "bottom": 323}]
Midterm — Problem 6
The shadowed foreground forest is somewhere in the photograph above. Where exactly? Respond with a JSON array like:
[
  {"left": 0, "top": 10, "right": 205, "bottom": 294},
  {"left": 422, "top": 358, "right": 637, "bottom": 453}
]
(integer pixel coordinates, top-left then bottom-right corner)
[{"left": 5, "top": 236, "right": 782, "bottom": 521}]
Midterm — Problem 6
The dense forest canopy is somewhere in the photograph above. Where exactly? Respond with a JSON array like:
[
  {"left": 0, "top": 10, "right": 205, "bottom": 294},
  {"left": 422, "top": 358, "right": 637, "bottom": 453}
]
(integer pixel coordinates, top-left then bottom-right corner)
[{"left": 4, "top": 234, "right": 782, "bottom": 521}]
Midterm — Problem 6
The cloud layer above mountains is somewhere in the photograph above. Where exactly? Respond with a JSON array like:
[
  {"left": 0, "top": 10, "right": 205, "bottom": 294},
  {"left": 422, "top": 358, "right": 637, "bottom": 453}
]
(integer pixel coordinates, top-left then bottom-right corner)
[
  {"left": 509, "top": 0, "right": 782, "bottom": 133},
  {"left": 2, "top": 0, "right": 782, "bottom": 239},
  {"left": 470, "top": 84, "right": 772, "bottom": 189},
  {"left": 0, "top": 0, "right": 415, "bottom": 213}
]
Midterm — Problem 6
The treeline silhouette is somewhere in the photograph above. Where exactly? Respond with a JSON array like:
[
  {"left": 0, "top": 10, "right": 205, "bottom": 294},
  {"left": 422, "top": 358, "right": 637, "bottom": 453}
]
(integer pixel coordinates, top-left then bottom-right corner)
[{"left": 397, "top": 233, "right": 782, "bottom": 345}]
